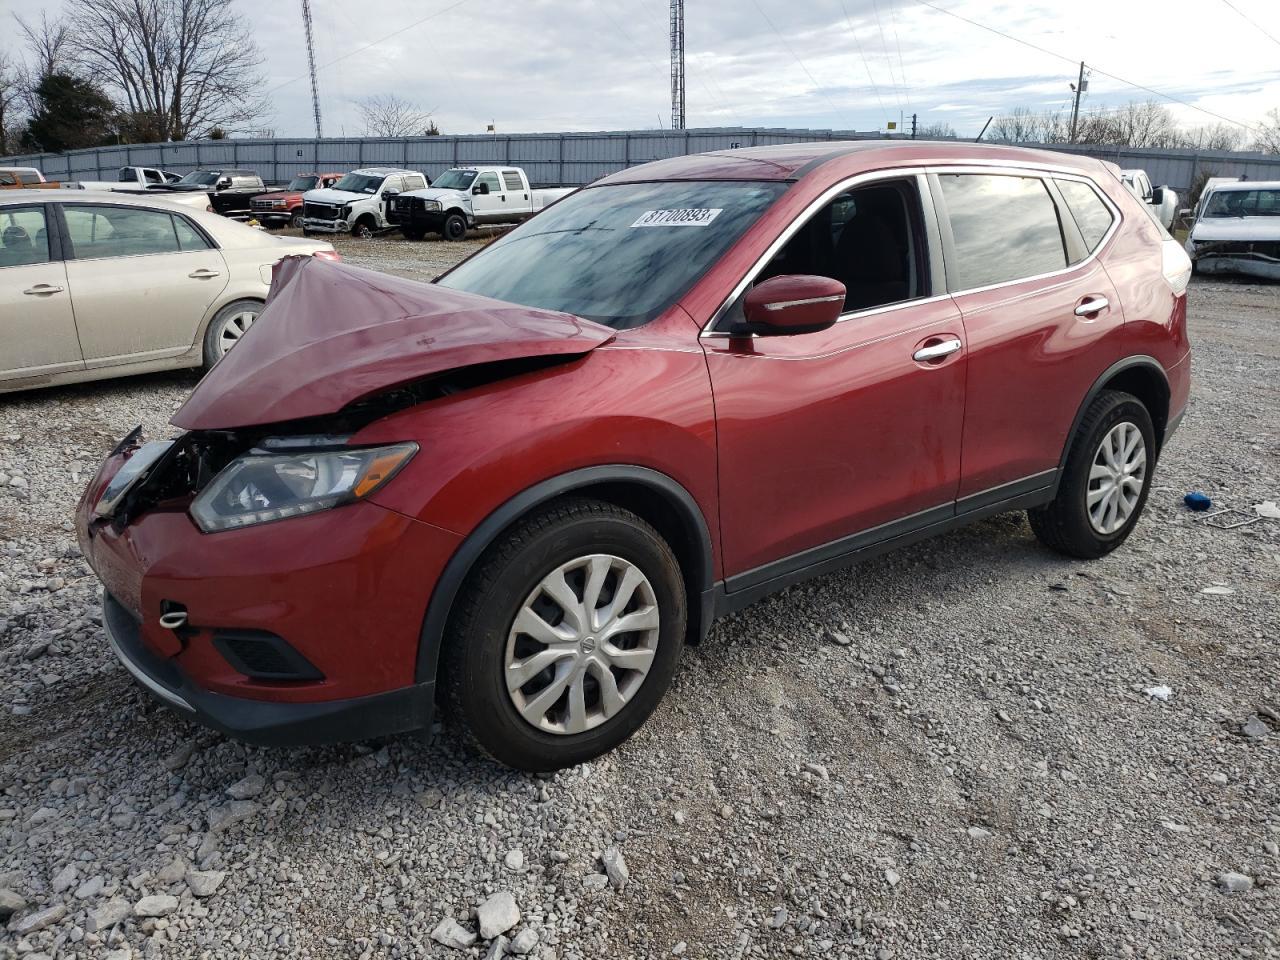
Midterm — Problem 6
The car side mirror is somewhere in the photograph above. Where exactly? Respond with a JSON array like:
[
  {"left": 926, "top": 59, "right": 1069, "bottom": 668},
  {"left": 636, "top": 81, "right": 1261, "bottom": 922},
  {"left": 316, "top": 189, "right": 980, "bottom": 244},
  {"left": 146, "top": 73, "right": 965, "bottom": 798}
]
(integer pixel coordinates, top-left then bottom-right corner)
[
  {"left": 742, "top": 275, "right": 846, "bottom": 335},
  {"left": 473, "top": 183, "right": 489, "bottom": 195},
  {"left": 217, "top": 177, "right": 231, "bottom": 190},
  {"left": 383, "top": 188, "right": 399, "bottom": 198},
  {"left": 1150, "top": 186, "right": 1165, "bottom": 206}
]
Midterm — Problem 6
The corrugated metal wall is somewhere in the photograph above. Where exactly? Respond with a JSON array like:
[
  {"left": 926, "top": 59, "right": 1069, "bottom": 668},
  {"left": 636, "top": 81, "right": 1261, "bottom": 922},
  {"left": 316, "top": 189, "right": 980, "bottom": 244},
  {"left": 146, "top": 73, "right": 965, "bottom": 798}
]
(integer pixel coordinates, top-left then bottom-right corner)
[{"left": 5, "top": 128, "right": 1280, "bottom": 193}]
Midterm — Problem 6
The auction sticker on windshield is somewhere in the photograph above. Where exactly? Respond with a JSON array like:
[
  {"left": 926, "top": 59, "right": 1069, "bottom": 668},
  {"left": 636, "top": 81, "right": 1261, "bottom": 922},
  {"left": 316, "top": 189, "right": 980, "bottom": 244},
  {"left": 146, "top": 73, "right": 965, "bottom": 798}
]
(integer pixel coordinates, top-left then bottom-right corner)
[{"left": 631, "top": 208, "right": 723, "bottom": 227}]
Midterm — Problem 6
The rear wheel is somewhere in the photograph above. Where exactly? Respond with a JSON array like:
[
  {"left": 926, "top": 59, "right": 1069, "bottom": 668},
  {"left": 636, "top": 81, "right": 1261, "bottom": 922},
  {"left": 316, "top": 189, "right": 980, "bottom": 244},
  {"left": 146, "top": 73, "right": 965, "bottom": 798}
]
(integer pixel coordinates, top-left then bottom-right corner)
[
  {"left": 441, "top": 213, "right": 467, "bottom": 241},
  {"left": 202, "top": 299, "right": 263, "bottom": 370},
  {"left": 441, "top": 499, "right": 686, "bottom": 771},
  {"left": 1029, "top": 390, "right": 1155, "bottom": 559}
]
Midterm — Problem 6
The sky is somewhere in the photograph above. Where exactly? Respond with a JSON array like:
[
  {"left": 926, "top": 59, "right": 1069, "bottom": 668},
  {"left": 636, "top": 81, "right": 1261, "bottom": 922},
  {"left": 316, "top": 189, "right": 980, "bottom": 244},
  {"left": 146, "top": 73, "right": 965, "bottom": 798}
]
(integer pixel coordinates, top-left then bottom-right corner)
[{"left": 6, "top": 0, "right": 1280, "bottom": 141}]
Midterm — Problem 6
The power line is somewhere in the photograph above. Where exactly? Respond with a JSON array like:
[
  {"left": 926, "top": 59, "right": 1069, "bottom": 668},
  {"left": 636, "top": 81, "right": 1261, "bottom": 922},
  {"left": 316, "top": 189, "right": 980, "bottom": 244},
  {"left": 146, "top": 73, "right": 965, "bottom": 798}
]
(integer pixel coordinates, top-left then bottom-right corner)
[
  {"left": 888, "top": 2, "right": 912, "bottom": 112},
  {"left": 263, "top": 0, "right": 471, "bottom": 98},
  {"left": 869, "top": 0, "right": 905, "bottom": 112},
  {"left": 910, "top": 0, "right": 1259, "bottom": 132},
  {"left": 745, "top": 0, "right": 852, "bottom": 125},
  {"left": 837, "top": 0, "right": 889, "bottom": 119},
  {"left": 1217, "top": 0, "right": 1280, "bottom": 48}
]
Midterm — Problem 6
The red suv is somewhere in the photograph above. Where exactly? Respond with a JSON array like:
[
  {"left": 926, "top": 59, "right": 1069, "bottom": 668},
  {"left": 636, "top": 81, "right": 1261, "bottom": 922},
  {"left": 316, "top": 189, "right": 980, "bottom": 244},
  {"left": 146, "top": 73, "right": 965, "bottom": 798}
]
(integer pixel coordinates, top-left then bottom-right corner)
[{"left": 76, "top": 142, "right": 1191, "bottom": 771}]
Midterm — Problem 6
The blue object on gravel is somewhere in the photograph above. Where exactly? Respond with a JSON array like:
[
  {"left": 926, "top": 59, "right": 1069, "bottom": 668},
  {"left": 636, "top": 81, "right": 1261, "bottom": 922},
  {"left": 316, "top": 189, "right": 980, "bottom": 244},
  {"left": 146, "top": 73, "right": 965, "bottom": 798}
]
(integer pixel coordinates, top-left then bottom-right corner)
[{"left": 1184, "top": 492, "right": 1212, "bottom": 511}]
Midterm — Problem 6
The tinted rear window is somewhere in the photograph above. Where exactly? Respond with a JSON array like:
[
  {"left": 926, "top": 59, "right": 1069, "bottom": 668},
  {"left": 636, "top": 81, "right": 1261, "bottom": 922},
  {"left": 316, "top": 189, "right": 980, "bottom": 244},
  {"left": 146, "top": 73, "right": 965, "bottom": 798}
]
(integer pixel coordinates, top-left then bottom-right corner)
[
  {"left": 1055, "top": 178, "right": 1115, "bottom": 253},
  {"left": 938, "top": 174, "right": 1067, "bottom": 289}
]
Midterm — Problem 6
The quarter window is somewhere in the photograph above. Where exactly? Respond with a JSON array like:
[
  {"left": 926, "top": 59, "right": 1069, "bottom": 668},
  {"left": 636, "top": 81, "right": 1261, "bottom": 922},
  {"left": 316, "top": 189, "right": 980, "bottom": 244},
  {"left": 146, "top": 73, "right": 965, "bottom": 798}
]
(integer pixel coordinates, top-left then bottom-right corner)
[
  {"left": 1055, "top": 179, "right": 1115, "bottom": 254},
  {"left": 0, "top": 205, "right": 51, "bottom": 268},
  {"left": 938, "top": 174, "right": 1067, "bottom": 289},
  {"left": 403, "top": 174, "right": 427, "bottom": 191},
  {"left": 173, "top": 216, "right": 211, "bottom": 251}
]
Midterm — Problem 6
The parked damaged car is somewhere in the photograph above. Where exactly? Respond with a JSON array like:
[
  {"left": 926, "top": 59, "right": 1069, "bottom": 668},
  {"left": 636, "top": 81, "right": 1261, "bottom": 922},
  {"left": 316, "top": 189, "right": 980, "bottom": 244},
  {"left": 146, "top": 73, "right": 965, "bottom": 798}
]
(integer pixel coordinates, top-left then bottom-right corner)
[
  {"left": 77, "top": 141, "right": 1191, "bottom": 771},
  {"left": 1184, "top": 180, "right": 1280, "bottom": 280}
]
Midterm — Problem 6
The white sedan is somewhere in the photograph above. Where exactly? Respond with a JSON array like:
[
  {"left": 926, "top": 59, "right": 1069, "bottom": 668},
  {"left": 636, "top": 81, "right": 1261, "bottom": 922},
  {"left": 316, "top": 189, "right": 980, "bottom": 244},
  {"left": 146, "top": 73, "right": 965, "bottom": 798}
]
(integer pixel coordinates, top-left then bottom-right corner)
[{"left": 0, "top": 190, "right": 338, "bottom": 392}]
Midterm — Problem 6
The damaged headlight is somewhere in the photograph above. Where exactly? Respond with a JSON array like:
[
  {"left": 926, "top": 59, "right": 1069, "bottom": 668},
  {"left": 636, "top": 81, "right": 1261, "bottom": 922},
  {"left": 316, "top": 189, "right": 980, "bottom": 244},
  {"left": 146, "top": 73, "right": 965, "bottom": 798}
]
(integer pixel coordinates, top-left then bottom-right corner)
[{"left": 189, "top": 438, "right": 417, "bottom": 533}]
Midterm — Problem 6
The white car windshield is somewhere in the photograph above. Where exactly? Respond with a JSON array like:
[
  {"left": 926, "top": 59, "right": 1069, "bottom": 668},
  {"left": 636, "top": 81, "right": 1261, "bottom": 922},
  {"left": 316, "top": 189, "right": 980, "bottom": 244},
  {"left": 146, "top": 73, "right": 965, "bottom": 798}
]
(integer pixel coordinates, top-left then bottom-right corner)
[
  {"left": 432, "top": 170, "right": 478, "bottom": 190},
  {"left": 333, "top": 173, "right": 383, "bottom": 194},
  {"left": 1203, "top": 189, "right": 1280, "bottom": 217}
]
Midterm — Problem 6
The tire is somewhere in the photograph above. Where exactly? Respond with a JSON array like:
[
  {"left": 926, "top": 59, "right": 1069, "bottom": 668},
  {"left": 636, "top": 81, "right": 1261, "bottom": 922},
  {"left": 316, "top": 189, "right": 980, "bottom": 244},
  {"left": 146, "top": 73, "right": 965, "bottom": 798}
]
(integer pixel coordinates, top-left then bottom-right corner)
[
  {"left": 402, "top": 228, "right": 426, "bottom": 241},
  {"left": 442, "top": 213, "right": 467, "bottom": 241},
  {"left": 352, "top": 217, "right": 375, "bottom": 239},
  {"left": 441, "top": 498, "right": 687, "bottom": 771},
  {"left": 201, "top": 299, "right": 263, "bottom": 370},
  {"left": 1029, "top": 390, "right": 1155, "bottom": 559},
  {"left": 289, "top": 210, "right": 304, "bottom": 229}
]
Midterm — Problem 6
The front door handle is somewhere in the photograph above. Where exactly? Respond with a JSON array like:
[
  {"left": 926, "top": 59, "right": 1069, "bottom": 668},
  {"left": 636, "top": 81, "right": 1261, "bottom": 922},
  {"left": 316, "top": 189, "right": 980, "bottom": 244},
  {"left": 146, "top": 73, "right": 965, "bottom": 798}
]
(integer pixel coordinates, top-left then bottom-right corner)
[
  {"left": 23, "top": 284, "right": 64, "bottom": 295},
  {"left": 1075, "top": 296, "right": 1109, "bottom": 316},
  {"left": 913, "top": 337, "right": 963, "bottom": 362},
  {"left": 188, "top": 268, "right": 221, "bottom": 279}
]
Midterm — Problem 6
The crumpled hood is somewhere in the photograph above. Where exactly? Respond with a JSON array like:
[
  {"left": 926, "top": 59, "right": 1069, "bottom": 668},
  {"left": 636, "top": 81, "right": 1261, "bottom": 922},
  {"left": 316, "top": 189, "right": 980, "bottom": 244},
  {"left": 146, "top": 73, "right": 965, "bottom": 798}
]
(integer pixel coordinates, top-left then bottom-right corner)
[
  {"left": 1190, "top": 217, "right": 1280, "bottom": 244},
  {"left": 172, "top": 257, "right": 615, "bottom": 430},
  {"left": 303, "top": 187, "right": 370, "bottom": 205}
]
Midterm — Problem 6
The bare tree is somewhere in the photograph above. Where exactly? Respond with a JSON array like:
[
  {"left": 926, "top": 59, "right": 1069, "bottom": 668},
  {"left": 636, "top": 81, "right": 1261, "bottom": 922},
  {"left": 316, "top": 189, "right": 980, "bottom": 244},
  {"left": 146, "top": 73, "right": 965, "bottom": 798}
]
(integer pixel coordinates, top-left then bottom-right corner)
[
  {"left": 14, "top": 12, "right": 75, "bottom": 81},
  {"left": 66, "top": 0, "right": 266, "bottom": 141},
  {"left": 989, "top": 106, "right": 1047, "bottom": 143},
  {"left": 358, "top": 95, "right": 439, "bottom": 137},
  {"left": 1183, "top": 123, "right": 1245, "bottom": 152},
  {"left": 0, "top": 52, "right": 22, "bottom": 154},
  {"left": 1257, "top": 108, "right": 1280, "bottom": 154},
  {"left": 915, "top": 121, "right": 956, "bottom": 139}
]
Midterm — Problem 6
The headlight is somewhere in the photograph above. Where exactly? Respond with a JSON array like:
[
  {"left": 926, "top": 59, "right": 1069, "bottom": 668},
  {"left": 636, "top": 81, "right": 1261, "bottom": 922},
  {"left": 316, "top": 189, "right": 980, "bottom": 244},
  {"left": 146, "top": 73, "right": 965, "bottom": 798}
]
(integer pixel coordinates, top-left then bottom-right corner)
[
  {"left": 340, "top": 205, "right": 351, "bottom": 218},
  {"left": 189, "top": 440, "right": 417, "bottom": 533},
  {"left": 424, "top": 200, "right": 442, "bottom": 211}
]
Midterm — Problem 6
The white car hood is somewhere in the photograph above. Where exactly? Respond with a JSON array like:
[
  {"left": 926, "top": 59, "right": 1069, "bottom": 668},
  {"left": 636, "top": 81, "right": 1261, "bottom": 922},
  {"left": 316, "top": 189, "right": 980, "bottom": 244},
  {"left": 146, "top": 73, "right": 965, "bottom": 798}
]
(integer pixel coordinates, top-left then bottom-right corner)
[
  {"left": 1191, "top": 218, "right": 1280, "bottom": 243},
  {"left": 401, "top": 188, "right": 469, "bottom": 203},
  {"left": 303, "top": 187, "right": 374, "bottom": 205}
]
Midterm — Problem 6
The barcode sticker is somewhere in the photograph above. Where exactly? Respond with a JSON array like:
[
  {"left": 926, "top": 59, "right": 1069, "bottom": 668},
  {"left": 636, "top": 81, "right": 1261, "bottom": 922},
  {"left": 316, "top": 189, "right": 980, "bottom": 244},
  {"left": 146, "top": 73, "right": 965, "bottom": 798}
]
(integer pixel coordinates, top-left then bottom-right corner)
[{"left": 630, "top": 208, "right": 723, "bottom": 227}]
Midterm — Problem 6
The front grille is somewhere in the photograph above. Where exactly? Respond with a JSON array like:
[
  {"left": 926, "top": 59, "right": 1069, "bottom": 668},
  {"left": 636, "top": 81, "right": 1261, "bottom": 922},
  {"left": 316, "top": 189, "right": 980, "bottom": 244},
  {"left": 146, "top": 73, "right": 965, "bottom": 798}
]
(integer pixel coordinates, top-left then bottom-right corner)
[
  {"left": 304, "top": 202, "right": 340, "bottom": 220},
  {"left": 213, "top": 631, "right": 323, "bottom": 682},
  {"left": 251, "top": 199, "right": 276, "bottom": 211}
]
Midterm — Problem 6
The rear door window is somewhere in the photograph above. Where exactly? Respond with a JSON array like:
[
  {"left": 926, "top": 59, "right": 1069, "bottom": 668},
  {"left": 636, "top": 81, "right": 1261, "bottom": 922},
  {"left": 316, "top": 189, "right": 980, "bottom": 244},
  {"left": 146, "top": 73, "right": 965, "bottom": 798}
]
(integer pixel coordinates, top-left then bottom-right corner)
[
  {"left": 937, "top": 174, "right": 1067, "bottom": 289},
  {"left": 0, "top": 205, "right": 52, "bottom": 267},
  {"left": 502, "top": 170, "right": 524, "bottom": 192},
  {"left": 1054, "top": 178, "right": 1115, "bottom": 254}
]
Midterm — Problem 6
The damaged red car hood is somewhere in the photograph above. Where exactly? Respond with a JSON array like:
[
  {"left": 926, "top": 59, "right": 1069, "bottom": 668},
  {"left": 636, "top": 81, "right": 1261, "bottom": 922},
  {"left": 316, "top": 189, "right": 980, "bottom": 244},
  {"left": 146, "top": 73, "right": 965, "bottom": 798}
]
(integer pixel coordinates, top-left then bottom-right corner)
[{"left": 172, "top": 256, "right": 615, "bottom": 430}]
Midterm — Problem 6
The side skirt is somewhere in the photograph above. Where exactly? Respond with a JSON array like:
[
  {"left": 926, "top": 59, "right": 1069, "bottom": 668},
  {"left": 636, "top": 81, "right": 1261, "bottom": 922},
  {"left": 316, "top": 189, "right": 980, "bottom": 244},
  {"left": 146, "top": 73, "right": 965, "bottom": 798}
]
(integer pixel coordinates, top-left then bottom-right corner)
[{"left": 712, "top": 469, "right": 1057, "bottom": 619}]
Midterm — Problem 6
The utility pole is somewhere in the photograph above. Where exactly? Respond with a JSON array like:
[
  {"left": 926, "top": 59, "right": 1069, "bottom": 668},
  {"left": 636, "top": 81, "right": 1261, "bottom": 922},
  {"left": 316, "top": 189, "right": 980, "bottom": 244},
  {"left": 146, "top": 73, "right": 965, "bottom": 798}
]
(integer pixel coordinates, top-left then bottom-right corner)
[
  {"left": 911, "top": 113, "right": 917, "bottom": 139},
  {"left": 300, "top": 0, "right": 323, "bottom": 139},
  {"left": 670, "top": 0, "right": 685, "bottom": 131},
  {"left": 1069, "top": 61, "right": 1087, "bottom": 144}
]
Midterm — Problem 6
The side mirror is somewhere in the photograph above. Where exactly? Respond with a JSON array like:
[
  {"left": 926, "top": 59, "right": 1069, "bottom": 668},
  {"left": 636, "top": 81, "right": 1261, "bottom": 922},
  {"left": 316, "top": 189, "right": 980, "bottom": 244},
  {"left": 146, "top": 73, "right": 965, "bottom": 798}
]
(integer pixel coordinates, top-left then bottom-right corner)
[
  {"left": 217, "top": 177, "right": 231, "bottom": 190},
  {"left": 742, "top": 275, "right": 845, "bottom": 335},
  {"left": 383, "top": 188, "right": 399, "bottom": 198},
  {"left": 473, "top": 182, "right": 489, "bottom": 195},
  {"left": 1150, "top": 186, "right": 1165, "bottom": 206}
]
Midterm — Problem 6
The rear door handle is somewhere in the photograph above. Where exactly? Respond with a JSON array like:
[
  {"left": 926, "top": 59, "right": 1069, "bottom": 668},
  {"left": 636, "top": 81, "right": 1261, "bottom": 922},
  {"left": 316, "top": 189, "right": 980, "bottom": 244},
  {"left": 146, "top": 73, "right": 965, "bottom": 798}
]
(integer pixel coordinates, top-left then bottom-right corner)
[
  {"left": 188, "top": 268, "right": 221, "bottom": 279},
  {"left": 913, "top": 337, "right": 963, "bottom": 362},
  {"left": 1075, "top": 296, "right": 1109, "bottom": 316},
  {"left": 23, "top": 284, "right": 64, "bottom": 295}
]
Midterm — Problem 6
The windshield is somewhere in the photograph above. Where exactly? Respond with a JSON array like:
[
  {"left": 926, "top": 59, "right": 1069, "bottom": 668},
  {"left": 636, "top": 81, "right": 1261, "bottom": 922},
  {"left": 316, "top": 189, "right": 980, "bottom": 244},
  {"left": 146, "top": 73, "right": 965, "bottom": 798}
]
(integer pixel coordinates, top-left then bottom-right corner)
[
  {"left": 437, "top": 180, "right": 787, "bottom": 328},
  {"left": 1203, "top": 189, "right": 1280, "bottom": 217},
  {"left": 333, "top": 173, "right": 383, "bottom": 194},
  {"left": 432, "top": 169, "right": 478, "bottom": 190},
  {"left": 287, "top": 176, "right": 319, "bottom": 191},
  {"left": 178, "top": 171, "right": 219, "bottom": 186}
]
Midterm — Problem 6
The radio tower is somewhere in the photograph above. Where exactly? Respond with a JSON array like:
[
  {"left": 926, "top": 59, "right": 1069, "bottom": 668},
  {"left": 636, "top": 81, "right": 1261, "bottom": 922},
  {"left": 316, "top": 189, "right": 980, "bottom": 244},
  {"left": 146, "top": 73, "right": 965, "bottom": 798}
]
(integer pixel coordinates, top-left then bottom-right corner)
[
  {"left": 300, "top": 0, "right": 323, "bottom": 138},
  {"left": 669, "top": 0, "right": 685, "bottom": 130}
]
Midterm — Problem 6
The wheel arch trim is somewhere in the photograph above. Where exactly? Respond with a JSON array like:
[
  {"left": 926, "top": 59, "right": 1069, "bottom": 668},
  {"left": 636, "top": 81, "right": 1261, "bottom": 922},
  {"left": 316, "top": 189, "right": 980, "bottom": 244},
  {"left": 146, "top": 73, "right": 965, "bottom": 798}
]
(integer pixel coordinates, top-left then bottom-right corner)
[
  {"left": 414, "top": 465, "right": 715, "bottom": 685},
  {"left": 1055, "top": 355, "right": 1169, "bottom": 488}
]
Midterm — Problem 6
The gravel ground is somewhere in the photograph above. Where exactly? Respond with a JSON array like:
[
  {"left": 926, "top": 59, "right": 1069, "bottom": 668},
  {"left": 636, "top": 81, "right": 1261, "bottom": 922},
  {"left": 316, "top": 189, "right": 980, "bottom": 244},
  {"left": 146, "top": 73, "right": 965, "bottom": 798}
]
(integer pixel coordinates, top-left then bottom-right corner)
[{"left": 1, "top": 235, "right": 1277, "bottom": 960}]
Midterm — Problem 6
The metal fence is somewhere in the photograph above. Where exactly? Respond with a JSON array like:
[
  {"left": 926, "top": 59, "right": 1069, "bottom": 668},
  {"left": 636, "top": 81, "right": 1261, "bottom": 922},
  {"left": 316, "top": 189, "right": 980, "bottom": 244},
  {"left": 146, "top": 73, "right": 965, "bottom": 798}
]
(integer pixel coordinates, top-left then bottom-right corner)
[{"left": 5, "top": 127, "right": 1280, "bottom": 194}]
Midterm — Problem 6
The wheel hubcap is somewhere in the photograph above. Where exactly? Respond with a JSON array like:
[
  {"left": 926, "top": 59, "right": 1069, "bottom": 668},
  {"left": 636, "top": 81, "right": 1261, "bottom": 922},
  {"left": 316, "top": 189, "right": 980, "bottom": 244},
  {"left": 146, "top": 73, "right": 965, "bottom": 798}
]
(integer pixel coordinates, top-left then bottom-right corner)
[
  {"left": 1087, "top": 421, "right": 1146, "bottom": 535},
  {"left": 504, "top": 554, "right": 660, "bottom": 736},
  {"left": 216, "top": 308, "right": 259, "bottom": 356}
]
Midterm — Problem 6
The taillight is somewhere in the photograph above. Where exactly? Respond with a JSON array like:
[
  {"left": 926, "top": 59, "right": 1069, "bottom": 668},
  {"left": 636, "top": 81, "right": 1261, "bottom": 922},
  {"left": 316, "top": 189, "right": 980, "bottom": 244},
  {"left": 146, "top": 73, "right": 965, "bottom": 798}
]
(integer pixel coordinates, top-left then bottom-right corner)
[
  {"left": 1161, "top": 238, "right": 1191, "bottom": 296},
  {"left": 312, "top": 249, "right": 341, "bottom": 263}
]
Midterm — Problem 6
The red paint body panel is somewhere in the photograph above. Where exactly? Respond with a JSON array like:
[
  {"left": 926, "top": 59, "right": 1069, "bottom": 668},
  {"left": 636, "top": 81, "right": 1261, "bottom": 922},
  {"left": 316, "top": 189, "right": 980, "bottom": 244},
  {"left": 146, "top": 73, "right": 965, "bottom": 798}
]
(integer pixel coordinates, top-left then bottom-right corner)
[
  {"left": 173, "top": 257, "right": 616, "bottom": 430},
  {"left": 704, "top": 297, "right": 967, "bottom": 573},
  {"left": 75, "top": 141, "right": 1192, "bottom": 740}
]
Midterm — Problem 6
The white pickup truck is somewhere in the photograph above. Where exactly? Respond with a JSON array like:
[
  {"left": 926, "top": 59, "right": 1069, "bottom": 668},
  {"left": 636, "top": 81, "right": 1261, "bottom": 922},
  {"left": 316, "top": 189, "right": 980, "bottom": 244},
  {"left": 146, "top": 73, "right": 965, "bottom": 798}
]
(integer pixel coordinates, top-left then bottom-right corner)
[
  {"left": 1120, "top": 169, "right": 1179, "bottom": 231},
  {"left": 300, "top": 167, "right": 430, "bottom": 238},
  {"left": 390, "top": 166, "right": 574, "bottom": 240},
  {"left": 75, "top": 166, "right": 183, "bottom": 192}
]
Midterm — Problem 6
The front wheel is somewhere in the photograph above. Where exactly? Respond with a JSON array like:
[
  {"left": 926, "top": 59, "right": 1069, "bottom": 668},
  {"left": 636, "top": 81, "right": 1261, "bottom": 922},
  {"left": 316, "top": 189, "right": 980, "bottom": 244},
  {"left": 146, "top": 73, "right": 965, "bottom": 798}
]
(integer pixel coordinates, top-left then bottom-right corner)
[
  {"left": 1029, "top": 389, "right": 1155, "bottom": 559},
  {"left": 441, "top": 499, "right": 687, "bottom": 771},
  {"left": 352, "top": 218, "right": 375, "bottom": 239},
  {"left": 202, "top": 299, "right": 263, "bottom": 370},
  {"left": 441, "top": 213, "right": 467, "bottom": 241},
  {"left": 289, "top": 210, "right": 304, "bottom": 229}
]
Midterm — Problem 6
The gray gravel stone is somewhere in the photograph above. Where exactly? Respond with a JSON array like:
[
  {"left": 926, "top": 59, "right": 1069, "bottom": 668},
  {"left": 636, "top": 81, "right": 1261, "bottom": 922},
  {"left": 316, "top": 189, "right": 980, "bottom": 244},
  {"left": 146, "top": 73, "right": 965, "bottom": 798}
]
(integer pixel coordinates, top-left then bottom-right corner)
[
  {"left": 430, "top": 917, "right": 476, "bottom": 949},
  {"left": 601, "top": 846, "right": 629, "bottom": 890},
  {"left": 86, "top": 898, "right": 131, "bottom": 932},
  {"left": 1218, "top": 871, "right": 1254, "bottom": 893},
  {"left": 133, "top": 894, "right": 178, "bottom": 918},
  {"left": 477, "top": 890, "right": 520, "bottom": 939},
  {"left": 7, "top": 903, "right": 66, "bottom": 934},
  {"left": 185, "top": 869, "right": 226, "bottom": 898},
  {"left": 0, "top": 888, "right": 27, "bottom": 919}
]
